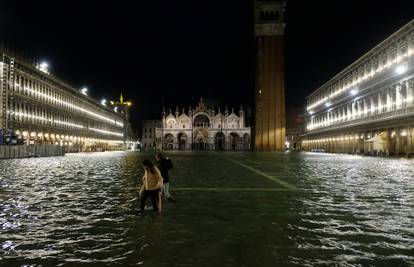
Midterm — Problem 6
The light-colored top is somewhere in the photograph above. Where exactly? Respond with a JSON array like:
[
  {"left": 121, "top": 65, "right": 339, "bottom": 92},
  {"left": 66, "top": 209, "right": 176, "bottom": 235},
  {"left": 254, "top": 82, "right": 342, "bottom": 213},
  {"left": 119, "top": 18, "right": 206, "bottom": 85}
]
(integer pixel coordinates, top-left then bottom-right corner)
[{"left": 140, "top": 166, "right": 163, "bottom": 194}]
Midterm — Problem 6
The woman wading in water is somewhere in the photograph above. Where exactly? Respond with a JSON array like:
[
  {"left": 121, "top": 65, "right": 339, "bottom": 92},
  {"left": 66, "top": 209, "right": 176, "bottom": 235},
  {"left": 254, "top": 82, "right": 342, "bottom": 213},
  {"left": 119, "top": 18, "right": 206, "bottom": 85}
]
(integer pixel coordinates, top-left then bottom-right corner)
[{"left": 139, "top": 159, "right": 163, "bottom": 214}]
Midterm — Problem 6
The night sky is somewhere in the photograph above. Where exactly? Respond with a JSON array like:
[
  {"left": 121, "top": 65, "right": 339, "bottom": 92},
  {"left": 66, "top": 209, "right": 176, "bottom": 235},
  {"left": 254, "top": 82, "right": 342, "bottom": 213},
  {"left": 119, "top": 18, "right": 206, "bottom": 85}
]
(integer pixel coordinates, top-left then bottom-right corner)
[{"left": 1, "top": 0, "right": 413, "bottom": 133}]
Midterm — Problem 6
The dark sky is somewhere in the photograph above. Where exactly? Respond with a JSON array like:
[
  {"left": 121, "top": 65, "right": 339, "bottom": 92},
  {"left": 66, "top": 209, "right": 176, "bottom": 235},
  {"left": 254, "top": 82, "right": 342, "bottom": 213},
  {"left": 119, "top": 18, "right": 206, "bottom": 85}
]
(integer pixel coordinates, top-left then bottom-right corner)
[{"left": 1, "top": 0, "right": 413, "bottom": 132}]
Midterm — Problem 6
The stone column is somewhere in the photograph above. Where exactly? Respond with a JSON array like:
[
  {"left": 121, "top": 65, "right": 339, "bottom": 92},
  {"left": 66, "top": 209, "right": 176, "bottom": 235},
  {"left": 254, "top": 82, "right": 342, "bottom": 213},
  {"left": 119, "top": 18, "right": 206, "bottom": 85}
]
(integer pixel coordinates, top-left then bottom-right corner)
[
  {"left": 370, "top": 97, "right": 375, "bottom": 115},
  {"left": 396, "top": 84, "right": 402, "bottom": 110},
  {"left": 356, "top": 101, "right": 360, "bottom": 119},
  {"left": 377, "top": 93, "right": 382, "bottom": 114},
  {"left": 386, "top": 90, "right": 392, "bottom": 112},
  {"left": 408, "top": 126, "right": 413, "bottom": 157},
  {"left": 407, "top": 81, "right": 414, "bottom": 107},
  {"left": 351, "top": 102, "right": 356, "bottom": 120},
  {"left": 386, "top": 129, "right": 394, "bottom": 155},
  {"left": 395, "top": 130, "right": 401, "bottom": 156}
]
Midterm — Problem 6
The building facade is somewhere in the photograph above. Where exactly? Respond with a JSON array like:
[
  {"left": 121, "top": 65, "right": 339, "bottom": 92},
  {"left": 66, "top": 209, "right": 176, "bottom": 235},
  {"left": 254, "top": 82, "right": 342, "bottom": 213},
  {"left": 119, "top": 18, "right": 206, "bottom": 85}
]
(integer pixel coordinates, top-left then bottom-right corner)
[
  {"left": 303, "top": 19, "right": 414, "bottom": 156},
  {"left": 155, "top": 98, "right": 251, "bottom": 150},
  {"left": 253, "top": 0, "right": 286, "bottom": 151},
  {"left": 142, "top": 120, "right": 161, "bottom": 149},
  {"left": 0, "top": 49, "right": 127, "bottom": 152},
  {"left": 285, "top": 108, "right": 304, "bottom": 151}
]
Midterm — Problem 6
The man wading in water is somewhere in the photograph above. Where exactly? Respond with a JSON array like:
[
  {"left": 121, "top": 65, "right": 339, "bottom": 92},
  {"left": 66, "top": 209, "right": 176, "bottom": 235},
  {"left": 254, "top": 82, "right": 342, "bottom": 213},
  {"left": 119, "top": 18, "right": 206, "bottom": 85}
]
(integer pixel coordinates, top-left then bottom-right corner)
[
  {"left": 155, "top": 153, "right": 176, "bottom": 202},
  {"left": 139, "top": 159, "right": 163, "bottom": 214}
]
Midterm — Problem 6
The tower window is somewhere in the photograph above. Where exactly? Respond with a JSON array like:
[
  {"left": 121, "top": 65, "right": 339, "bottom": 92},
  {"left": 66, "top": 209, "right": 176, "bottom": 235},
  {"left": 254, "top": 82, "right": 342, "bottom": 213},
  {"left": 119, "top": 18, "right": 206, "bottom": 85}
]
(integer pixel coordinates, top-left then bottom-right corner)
[{"left": 259, "top": 10, "right": 280, "bottom": 22}]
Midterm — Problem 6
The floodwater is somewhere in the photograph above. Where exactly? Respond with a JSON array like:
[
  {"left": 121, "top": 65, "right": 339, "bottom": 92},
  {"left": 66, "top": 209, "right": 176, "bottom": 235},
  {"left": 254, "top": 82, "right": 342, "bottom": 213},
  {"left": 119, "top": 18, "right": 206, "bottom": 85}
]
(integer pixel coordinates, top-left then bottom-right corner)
[{"left": 0, "top": 151, "right": 413, "bottom": 266}]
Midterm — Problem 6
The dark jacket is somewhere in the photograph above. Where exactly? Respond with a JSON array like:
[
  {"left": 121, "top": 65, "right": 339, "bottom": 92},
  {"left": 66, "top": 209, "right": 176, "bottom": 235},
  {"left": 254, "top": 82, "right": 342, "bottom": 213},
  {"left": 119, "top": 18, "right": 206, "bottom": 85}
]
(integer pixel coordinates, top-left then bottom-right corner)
[{"left": 158, "top": 158, "right": 172, "bottom": 183}]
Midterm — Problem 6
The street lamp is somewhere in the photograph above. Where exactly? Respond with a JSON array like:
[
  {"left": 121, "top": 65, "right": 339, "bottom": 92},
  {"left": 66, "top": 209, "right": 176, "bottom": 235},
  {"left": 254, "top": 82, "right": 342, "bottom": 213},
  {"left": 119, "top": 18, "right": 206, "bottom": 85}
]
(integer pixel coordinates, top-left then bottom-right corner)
[
  {"left": 350, "top": 89, "right": 358, "bottom": 96},
  {"left": 101, "top": 98, "right": 107, "bottom": 106},
  {"left": 37, "top": 61, "right": 50, "bottom": 74},
  {"left": 395, "top": 65, "right": 407, "bottom": 75},
  {"left": 80, "top": 87, "right": 88, "bottom": 96}
]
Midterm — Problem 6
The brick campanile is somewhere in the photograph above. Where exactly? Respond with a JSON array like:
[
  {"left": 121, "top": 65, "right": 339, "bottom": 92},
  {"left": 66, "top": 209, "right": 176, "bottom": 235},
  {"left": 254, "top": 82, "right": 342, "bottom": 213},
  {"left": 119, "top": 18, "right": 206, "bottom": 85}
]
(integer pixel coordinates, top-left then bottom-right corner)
[{"left": 253, "top": 0, "right": 286, "bottom": 151}]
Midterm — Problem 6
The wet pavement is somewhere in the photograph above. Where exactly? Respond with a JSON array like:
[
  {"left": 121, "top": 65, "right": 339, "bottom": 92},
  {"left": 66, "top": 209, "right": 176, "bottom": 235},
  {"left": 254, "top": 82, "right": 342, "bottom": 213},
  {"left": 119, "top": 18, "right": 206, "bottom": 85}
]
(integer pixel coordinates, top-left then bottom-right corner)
[{"left": 0, "top": 151, "right": 413, "bottom": 266}]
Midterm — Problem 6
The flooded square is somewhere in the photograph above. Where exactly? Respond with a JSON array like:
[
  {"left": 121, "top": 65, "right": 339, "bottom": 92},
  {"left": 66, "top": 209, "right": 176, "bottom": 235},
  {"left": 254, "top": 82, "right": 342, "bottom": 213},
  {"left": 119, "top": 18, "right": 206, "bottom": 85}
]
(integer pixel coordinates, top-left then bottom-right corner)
[{"left": 1, "top": 151, "right": 413, "bottom": 266}]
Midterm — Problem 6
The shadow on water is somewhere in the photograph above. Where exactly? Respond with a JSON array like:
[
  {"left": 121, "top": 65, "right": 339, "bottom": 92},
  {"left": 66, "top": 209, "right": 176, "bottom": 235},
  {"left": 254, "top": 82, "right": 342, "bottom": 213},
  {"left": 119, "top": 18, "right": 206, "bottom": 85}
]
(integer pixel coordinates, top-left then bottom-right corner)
[{"left": 0, "top": 151, "right": 413, "bottom": 266}]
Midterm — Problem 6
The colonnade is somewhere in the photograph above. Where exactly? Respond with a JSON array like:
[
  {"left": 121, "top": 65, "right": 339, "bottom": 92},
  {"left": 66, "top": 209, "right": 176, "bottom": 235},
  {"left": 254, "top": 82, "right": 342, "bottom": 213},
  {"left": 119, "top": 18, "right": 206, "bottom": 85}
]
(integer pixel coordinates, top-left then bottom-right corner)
[
  {"left": 308, "top": 79, "right": 414, "bottom": 131},
  {"left": 11, "top": 128, "right": 124, "bottom": 152},
  {"left": 303, "top": 127, "right": 414, "bottom": 156},
  {"left": 1, "top": 52, "right": 126, "bottom": 152}
]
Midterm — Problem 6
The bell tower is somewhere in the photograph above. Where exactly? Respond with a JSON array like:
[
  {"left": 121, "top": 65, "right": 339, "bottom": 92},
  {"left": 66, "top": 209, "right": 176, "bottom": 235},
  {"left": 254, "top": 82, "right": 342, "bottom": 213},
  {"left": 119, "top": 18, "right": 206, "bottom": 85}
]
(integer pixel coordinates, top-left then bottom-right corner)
[{"left": 253, "top": 0, "right": 286, "bottom": 151}]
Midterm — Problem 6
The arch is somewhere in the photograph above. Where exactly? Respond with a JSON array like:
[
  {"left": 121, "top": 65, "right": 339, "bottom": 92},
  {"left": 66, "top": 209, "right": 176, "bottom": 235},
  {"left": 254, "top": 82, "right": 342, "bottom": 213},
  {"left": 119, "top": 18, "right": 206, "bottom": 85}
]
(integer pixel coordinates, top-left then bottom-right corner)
[
  {"left": 166, "top": 116, "right": 177, "bottom": 129},
  {"left": 164, "top": 133, "right": 175, "bottom": 150},
  {"left": 178, "top": 114, "right": 190, "bottom": 129},
  {"left": 177, "top": 132, "right": 187, "bottom": 150},
  {"left": 243, "top": 133, "right": 250, "bottom": 150},
  {"left": 229, "top": 132, "right": 240, "bottom": 151},
  {"left": 194, "top": 129, "right": 209, "bottom": 150},
  {"left": 215, "top": 132, "right": 225, "bottom": 150},
  {"left": 193, "top": 114, "right": 210, "bottom": 127}
]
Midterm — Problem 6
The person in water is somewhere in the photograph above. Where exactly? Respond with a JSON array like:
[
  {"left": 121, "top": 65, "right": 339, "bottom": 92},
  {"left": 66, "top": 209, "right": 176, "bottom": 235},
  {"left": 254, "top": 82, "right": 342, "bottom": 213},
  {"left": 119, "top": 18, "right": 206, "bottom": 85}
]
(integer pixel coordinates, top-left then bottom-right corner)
[
  {"left": 139, "top": 159, "right": 163, "bottom": 213},
  {"left": 155, "top": 152, "right": 175, "bottom": 202}
]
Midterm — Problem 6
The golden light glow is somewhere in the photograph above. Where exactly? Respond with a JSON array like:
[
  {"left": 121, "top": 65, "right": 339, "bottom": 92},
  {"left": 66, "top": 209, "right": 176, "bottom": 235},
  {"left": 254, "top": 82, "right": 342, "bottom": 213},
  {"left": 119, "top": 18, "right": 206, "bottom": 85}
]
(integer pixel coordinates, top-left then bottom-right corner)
[{"left": 19, "top": 86, "right": 123, "bottom": 127}]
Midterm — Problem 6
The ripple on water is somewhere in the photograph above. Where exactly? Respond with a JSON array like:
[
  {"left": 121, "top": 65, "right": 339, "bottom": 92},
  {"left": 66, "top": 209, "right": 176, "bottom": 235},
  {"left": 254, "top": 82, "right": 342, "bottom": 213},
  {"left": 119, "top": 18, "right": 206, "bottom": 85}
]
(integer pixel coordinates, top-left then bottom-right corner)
[{"left": 0, "top": 151, "right": 413, "bottom": 266}]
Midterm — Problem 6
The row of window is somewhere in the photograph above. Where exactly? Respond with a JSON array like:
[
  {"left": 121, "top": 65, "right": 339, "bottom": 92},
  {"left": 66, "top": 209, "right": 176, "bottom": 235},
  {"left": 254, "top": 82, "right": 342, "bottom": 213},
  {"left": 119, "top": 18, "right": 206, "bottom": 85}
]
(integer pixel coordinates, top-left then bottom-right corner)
[
  {"left": 6, "top": 101, "right": 121, "bottom": 135},
  {"left": 308, "top": 80, "right": 414, "bottom": 131},
  {"left": 10, "top": 71, "right": 122, "bottom": 127},
  {"left": 308, "top": 28, "right": 414, "bottom": 110},
  {"left": 7, "top": 101, "right": 83, "bottom": 129},
  {"left": 259, "top": 10, "right": 280, "bottom": 22}
]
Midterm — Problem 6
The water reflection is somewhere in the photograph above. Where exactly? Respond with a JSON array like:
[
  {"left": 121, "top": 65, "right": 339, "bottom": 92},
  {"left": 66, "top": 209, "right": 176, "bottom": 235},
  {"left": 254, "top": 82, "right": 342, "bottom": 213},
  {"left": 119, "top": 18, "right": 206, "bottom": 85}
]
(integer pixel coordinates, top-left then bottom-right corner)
[
  {"left": 0, "top": 151, "right": 413, "bottom": 266},
  {"left": 290, "top": 153, "right": 414, "bottom": 266}
]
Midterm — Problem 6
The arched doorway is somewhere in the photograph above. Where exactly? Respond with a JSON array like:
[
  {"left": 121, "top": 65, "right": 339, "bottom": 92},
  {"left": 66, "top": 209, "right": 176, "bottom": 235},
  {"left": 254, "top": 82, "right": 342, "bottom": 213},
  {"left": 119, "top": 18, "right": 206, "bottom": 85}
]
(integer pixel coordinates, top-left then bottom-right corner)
[
  {"left": 229, "top": 133, "right": 240, "bottom": 151},
  {"left": 177, "top": 132, "right": 187, "bottom": 150},
  {"left": 215, "top": 132, "right": 225, "bottom": 150},
  {"left": 243, "top": 133, "right": 250, "bottom": 150},
  {"left": 194, "top": 129, "right": 209, "bottom": 150},
  {"left": 193, "top": 114, "right": 210, "bottom": 128},
  {"left": 164, "top": 134, "right": 174, "bottom": 150}
]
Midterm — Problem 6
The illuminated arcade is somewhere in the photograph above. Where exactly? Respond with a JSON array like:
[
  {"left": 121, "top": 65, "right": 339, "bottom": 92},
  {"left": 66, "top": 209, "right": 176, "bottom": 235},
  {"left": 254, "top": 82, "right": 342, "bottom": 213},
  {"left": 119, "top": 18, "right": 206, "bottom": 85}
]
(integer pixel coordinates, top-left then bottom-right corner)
[
  {"left": 303, "top": 19, "right": 414, "bottom": 156},
  {"left": 0, "top": 48, "right": 128, "bottom": 153}
]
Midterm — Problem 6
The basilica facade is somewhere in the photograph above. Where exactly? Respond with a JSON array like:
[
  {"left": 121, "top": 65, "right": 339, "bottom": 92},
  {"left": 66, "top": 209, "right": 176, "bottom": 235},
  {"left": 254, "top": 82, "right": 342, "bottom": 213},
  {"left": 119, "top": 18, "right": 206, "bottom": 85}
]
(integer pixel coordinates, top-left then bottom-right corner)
[{"left": 155, "top": 99, "right": 251, "bottom": 150}]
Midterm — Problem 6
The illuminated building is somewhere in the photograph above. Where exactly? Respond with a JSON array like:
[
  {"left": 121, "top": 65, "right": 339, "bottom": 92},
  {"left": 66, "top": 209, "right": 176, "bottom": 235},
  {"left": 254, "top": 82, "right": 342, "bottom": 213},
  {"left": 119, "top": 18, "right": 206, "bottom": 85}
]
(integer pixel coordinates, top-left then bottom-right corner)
[
  {"left": 0, "top": 48, "right": 127, "bottom": 151},
  {"left": 155, "top": 98, "right": 251, "bottom": 150},
  {"left": 142, "top": 120, "right": 161, "bottom": 150},
  {"left": 303, "top": 19, "right": 414, "bottom": 156}
]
